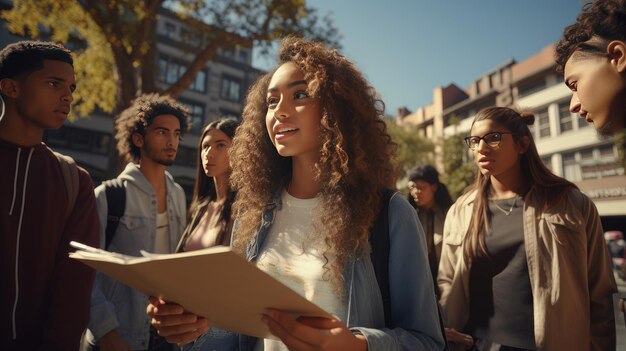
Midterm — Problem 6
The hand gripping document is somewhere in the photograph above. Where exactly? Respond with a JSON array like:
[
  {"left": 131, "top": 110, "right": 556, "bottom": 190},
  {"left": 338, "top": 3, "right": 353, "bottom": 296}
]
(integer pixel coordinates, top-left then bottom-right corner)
[{"left": 69, "top": 241, "right": 331, "bottom": 339}]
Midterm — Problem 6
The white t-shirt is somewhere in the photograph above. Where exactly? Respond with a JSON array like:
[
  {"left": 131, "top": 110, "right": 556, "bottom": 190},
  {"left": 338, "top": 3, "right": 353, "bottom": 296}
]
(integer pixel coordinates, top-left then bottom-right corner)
[
  {"left": 253, "top": 190, "right": 345, "bottom": 351},
  {"left": 154, "top": 211, "right": 169, "bottom": 254}
]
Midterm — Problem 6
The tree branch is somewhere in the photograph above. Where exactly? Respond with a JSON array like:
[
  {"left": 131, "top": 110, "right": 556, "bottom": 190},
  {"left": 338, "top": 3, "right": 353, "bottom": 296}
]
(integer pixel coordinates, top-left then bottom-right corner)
[{"left": 130, "top": 0, "right": 163, "bottom": 63}]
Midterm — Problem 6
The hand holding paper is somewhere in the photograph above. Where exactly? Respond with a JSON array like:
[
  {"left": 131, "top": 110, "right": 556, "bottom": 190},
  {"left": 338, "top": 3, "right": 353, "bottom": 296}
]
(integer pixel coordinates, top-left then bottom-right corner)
[
  {"left": 147, "top": 296, "right": 209, "bottom": 345},
  {"left": 70, "top": 242, "right": 331, "bottom": 339}
]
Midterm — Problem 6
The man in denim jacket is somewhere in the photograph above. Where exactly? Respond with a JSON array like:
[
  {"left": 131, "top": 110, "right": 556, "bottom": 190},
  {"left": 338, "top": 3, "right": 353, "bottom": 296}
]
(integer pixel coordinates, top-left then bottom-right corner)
[{"left": 83, "top": 94, "right": 189, "bottom": 351}]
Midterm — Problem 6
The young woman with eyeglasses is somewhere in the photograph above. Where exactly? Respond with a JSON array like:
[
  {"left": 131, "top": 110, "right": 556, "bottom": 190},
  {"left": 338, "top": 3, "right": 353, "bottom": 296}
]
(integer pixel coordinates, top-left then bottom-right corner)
[{"left": 438, "top": 106, "right": 616, "bottom": 351}]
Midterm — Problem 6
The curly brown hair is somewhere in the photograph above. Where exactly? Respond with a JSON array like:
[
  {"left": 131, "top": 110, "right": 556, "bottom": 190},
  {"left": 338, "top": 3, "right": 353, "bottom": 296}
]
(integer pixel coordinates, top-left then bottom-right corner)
[
  {"left": 555, "top": 0, "right": 626, "bottom": 73},
  {"left": 115, "top": 93, "right": 190, "bottom": 163},
  {"left": 229, "top": 36, "right": 396, "bottom": 287}
]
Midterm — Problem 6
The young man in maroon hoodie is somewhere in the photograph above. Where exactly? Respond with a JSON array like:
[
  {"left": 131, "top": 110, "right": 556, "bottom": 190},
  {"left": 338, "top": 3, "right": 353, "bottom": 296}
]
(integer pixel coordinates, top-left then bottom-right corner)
[{"left": 0, "top": 41, "right": 99, "bottom": 350}]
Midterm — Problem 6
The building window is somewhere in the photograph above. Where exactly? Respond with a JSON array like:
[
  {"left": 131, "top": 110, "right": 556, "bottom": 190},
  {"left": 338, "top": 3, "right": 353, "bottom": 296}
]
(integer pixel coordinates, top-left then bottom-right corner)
[
  {"left": 578, "top": 115, "right": 590, "bottom": 129},
  {"left": 179, "top": 28, "right": 198, "bottom": 46},
  {"left": 558, "top": 102, "right": 573, "bottom": 133},
  {"left": 45, "top": 127, "right": 69, "bottom": 146},
  {"left": 158, "top": 56, "right": 179, "bottom": 84},
  {"left": 180, "top": 100, "right": 206, "bottom": 133},
  {"left": 193, "top": 69, "right": 207, "bottom": 92},
  {"left": 175, "top": 145, "right": 197, "bottom": 168},
  {"left": 44, "top": 126, "right": 111, "bottom": 155},
  {"left": 219, "top": 109, "right": 241, "bottom": 120},
  {"left": 562, "top": 152, "right": 580, "bottom": 181},
  {"left": 518, "top": 79, "right": 546, "bottom": 98},
  {"left": 536, "top": 108, "right": 551, "bottom": 138},
  {"left": 158, "top": 56, "right": 207, "bottom": 93},
  {"left": 164, "top": 22, "right": 177, "bottom": 40},
  {"left": 599, "top": 145, "right": 616, "bottom": 161},
  {"left": 93, "top": 134, "right": 112, "bottom": 155},
  {"left": 70, "top": 128, "right": 94, "bottom": 151},
  {"left": 221, "top": 76, "right": 241, "bottom": 101},
  {"left": 562, "top": 146, "right": 624, "bottom": 181},
  {"left": 238, "top": 49, "right": 249, "bottom": 63},
  {"left": 221, "top": 48, "right": 235, "bottom": 59}
]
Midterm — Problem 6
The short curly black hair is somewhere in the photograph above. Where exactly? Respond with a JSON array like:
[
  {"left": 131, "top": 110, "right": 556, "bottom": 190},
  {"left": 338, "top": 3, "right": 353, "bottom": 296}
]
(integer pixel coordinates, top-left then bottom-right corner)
[
  {"left": 0, "top": 40, "right": 73, "bottom": 80},
  {"left": 115, "top": 93, "right": 190, "bottom": 163},
  {"left": 555, "top": 0, "right": 626, "bottom": 73}
]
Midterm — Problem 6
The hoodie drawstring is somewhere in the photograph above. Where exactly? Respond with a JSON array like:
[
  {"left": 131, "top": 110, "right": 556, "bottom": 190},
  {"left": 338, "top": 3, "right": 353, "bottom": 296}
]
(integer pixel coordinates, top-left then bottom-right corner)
[
  {"left": 12, "top": 147, "right": 33, "bottom": 339},
  {"left": 8, "top": 148, "right": 21, "bottom": 216}
]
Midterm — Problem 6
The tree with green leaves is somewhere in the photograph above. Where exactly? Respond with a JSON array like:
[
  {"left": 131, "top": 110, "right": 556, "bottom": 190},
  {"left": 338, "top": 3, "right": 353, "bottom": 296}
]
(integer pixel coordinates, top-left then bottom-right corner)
[
  {"left": 442, "top": 132, "right": 475, "bottom": 200},
  {"left": 1, "top": 0, "right": 340, "bottom": 117},
  {"left": 384, "top": 118, "right": 434, "bottom": 180}
]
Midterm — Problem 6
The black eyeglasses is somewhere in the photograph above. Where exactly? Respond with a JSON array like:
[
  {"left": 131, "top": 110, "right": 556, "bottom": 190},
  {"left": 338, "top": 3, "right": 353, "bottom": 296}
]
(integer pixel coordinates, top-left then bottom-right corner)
[{"left": 464, "top": 132, "right": 512, "bottom": 150}]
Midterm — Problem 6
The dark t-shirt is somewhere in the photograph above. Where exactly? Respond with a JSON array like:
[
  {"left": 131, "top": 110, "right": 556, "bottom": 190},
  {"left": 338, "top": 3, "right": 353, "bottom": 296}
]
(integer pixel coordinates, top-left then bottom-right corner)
[{"left": 465, "top": 196, "right": 535, "bottom": 350}]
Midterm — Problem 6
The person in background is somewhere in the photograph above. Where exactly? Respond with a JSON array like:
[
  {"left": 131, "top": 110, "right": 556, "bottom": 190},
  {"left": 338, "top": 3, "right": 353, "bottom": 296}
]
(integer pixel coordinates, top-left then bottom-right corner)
[
  {"left": 438, "top": 106, "right": 616, "bottom": 351},
  {"left": 407, "top": 164, "right": 453, "bottom": 296},
  {"left": 176, "top": 118, "right": 239, "bottom": 252},
  {"left": 172, "top": 118, "right": 240, "bottom": 351},
  {"left": 84, "top": 93, "right": 189, "bottom": 351}
]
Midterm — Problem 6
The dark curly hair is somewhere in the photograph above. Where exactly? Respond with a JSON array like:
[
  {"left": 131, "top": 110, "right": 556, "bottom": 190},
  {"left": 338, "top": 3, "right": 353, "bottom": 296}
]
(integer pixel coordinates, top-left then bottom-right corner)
[
  {"left": 0, "top": 40, "right": 72, "bottom": 84},
  {"left": 229, "top": 36, "right": 396, "bottom": 289},
  {"left": 555, "top": 0, "right": 626, "bottom": 73},
  {"left": 115, "top": 93, "right": 190, "bottom": 163}
]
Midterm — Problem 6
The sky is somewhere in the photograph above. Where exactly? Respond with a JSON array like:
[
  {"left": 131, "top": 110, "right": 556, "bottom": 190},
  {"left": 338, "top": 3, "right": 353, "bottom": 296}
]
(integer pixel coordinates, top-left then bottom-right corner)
[{"left": 254, "top": 0, "right": 583, "bottom": 116}]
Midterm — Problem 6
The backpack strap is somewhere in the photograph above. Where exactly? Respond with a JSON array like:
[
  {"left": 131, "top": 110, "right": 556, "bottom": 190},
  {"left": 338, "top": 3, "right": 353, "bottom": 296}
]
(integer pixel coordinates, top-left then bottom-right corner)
[
  {"left": 369, "top": 188, "right": 396, "bottom": 327},
  {"left": 52, "top": 150, "right": 80, "bottom": 220},
  {"left": 102, "top": 178, "right": 126, "bottom": 250},
  {"left": 368, "top": 188, "right": 449, "bottom": 349}
]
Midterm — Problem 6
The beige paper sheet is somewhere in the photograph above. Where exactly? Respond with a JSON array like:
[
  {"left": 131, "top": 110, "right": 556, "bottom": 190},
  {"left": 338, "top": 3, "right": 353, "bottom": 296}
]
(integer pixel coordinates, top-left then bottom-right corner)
[{"left": 70, "top": 246, "right": 331, "bottom": 339}]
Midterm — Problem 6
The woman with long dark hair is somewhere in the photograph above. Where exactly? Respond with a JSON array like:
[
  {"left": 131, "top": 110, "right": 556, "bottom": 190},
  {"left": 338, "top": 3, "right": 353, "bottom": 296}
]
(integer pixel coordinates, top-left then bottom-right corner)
[
  {"left": 175, "top": 118, "right": 239, "bottom": 252},
  {"left": 438, "top": 107, "right": 616, "bottom": 351}
]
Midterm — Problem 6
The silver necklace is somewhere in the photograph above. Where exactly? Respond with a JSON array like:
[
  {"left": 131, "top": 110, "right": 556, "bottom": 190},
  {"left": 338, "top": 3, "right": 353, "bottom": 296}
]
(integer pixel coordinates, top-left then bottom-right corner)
[{"left": 491, "top": 195, "right": 519, "bottom": 216}]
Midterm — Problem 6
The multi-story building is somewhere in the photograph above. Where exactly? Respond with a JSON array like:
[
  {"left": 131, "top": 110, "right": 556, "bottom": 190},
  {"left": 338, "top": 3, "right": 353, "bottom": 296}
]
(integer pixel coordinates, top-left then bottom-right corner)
[
  {"left": 398, "top": 44, "right": 626, "bottom": 230},
  {"left": 0, "top": 1, "right": 262, "bottom": 195}
]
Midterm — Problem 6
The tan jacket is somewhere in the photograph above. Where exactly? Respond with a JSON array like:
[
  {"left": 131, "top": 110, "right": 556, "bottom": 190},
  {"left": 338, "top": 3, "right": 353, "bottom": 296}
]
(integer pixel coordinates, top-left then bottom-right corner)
[{"left": 438, "top": 187, "right": 616, "bottom": 351}]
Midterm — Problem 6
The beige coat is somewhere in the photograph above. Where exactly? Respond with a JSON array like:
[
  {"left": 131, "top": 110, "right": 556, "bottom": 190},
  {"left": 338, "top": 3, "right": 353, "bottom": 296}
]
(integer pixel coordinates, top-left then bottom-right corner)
[{"left": 438, "top": 187, "right": 616, "bottom": 351}]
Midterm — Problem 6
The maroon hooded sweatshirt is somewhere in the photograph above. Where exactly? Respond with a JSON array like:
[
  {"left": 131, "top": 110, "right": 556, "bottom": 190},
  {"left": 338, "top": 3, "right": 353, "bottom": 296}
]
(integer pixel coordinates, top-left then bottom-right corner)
[{"left": 0, "top": 138, "right": 99, "bottom": 350}]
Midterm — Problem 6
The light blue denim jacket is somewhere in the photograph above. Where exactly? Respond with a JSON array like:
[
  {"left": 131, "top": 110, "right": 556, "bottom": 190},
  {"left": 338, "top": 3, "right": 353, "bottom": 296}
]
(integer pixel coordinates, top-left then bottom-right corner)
[
  {"left": 84, "top": 163, "right": 187, "bottom": 350},
  {"left": 186, "top": 190, "right": 444, "bottom": 351}
]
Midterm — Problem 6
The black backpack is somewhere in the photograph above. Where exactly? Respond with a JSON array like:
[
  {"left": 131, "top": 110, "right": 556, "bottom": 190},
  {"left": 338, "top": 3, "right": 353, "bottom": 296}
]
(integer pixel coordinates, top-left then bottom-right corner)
[
  {"left": 369, "top": 188, "right": 449, "bottom": 349},
  {"left": 101, "top": 178, "right": 126, "bottom": 249}
]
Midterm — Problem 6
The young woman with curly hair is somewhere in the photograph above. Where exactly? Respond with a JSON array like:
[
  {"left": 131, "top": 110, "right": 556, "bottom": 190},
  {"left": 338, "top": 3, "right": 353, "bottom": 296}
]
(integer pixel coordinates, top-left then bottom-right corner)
[
  {"left": 438, "top": 107, "right": 616, "bottom": 351},
  {"left": 555, "top": 0, "right": 626, "bottom": 134},
  {"left": 147, "top": 36, "right": 445, "bottom": 351}
]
